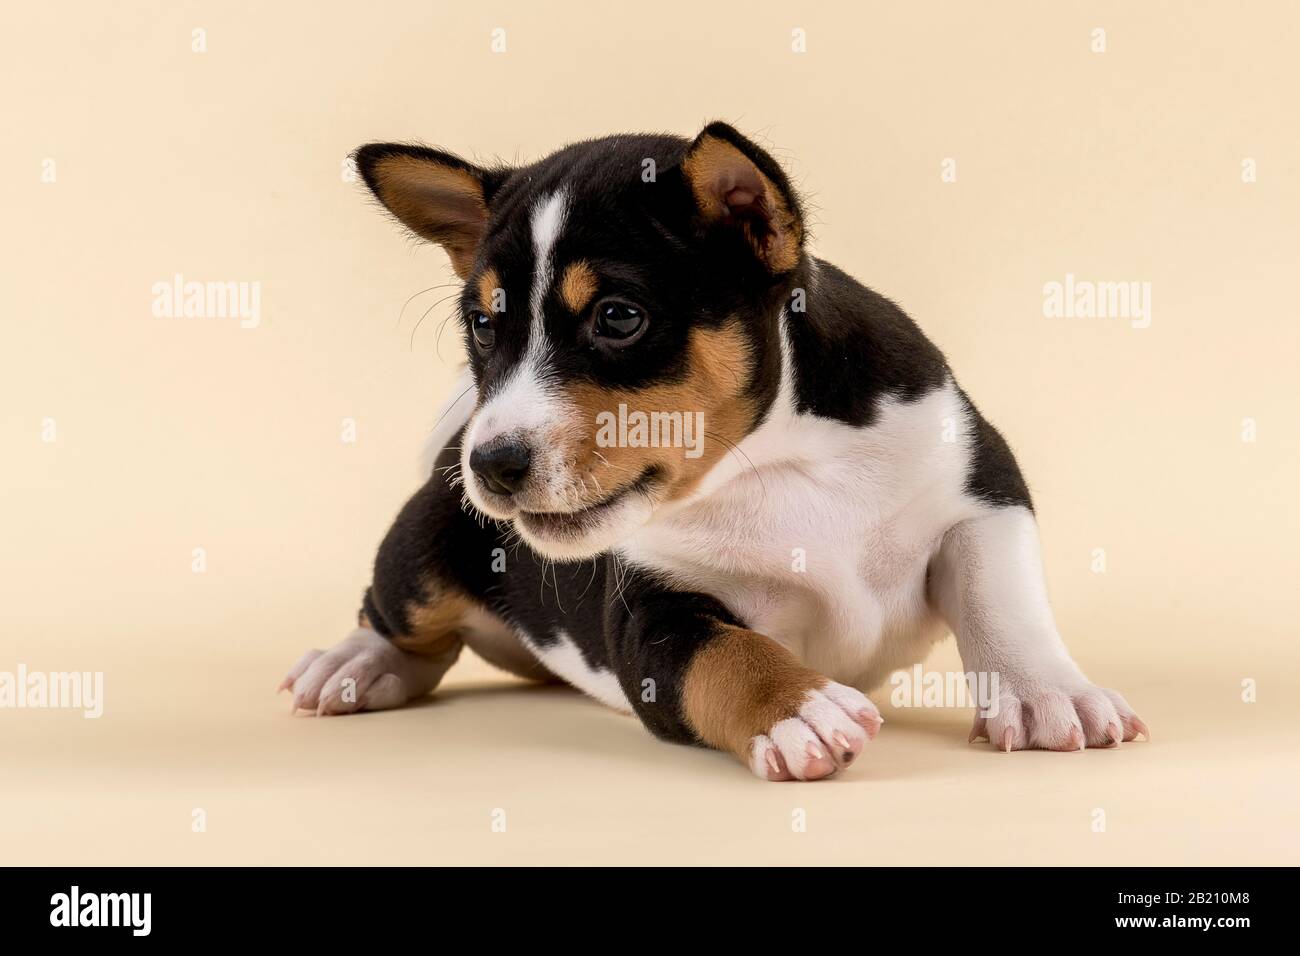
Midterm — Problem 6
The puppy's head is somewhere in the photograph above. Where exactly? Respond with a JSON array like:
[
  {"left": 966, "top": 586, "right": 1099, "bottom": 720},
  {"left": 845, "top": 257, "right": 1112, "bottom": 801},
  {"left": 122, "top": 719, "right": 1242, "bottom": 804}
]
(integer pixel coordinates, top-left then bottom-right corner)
[{"left": 356, "top": 123, "right": 805, "bottom": 559}]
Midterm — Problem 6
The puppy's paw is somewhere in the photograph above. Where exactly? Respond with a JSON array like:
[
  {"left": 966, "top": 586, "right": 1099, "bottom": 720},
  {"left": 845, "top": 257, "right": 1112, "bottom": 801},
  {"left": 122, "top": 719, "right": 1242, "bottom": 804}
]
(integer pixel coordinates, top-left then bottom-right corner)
[
  {"left": 748, "top": 682, "right": 882, "bottom": 781},
  {"left": 969, "top": 681, "right": 1148, "bottom": 752},
  {"left": 278, "top": 628, "right": 458, "bottom": 716}
]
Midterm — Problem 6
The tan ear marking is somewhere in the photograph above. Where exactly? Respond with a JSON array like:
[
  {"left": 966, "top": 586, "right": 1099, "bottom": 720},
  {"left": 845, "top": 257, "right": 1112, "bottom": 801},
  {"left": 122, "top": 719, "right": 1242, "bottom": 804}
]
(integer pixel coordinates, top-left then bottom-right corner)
[
  {"left": 682, "top": 134, "right": 802, "bottom": 273},
  {"left": 367, "top": 154, "right": 488, "bottom": 279},
  {"left": 559, "top": 260, "right": 599, "bottom": 314}
]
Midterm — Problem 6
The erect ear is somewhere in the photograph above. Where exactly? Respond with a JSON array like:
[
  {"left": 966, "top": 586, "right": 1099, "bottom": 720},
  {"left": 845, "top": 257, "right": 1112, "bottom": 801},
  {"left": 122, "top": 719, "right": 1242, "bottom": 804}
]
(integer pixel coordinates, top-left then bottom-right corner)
[
  {"left": 354, "top": 143, "right": 510, "bottom": 279},
  {"left": 680, "top": 122, "right": 805, "bottom": 274}
]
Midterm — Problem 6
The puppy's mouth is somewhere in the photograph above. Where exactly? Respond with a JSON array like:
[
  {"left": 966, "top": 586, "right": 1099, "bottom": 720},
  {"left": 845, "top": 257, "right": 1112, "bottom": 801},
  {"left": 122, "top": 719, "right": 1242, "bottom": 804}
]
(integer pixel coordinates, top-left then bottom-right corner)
[{"left": 515, "top": 467, "right": 659, "bottom": 541}]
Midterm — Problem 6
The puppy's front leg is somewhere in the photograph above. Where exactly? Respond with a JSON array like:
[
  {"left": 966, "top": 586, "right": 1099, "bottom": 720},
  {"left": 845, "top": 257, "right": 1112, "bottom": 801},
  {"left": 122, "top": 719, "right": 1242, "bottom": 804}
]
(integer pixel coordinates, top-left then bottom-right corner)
[
  {"left": 281, "top": 438, "right": 503, "bottom": 715},
  {"left": 929, "top": 506, "right": 1149, "bottom": 751},
  {"left": 608, "top": 569, "right": 882, "bottom": 780}
]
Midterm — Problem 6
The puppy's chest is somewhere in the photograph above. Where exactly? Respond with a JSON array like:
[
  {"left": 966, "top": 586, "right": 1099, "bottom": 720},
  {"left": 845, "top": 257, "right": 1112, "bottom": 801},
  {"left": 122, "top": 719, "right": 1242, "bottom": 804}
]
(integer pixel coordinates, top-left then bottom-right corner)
[{"left": 624, "top": 450, "right": 963, "bottom": 677}]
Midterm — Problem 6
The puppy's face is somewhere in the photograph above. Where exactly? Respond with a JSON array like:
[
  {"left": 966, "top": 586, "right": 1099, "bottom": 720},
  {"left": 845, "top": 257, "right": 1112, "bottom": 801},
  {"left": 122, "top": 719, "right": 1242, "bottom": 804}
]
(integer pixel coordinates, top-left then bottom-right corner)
[{"left": 357, "top": 124, "right": 804, "bottom": 559}]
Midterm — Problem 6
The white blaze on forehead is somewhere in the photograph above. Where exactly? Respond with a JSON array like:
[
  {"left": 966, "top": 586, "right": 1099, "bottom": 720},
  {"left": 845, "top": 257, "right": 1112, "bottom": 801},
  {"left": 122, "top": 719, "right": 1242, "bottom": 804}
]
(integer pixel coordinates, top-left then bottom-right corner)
[
  {"left": 467, "top": 189, "right": 572, "bottom": 450},
  {"left": 529, "top": 188, "right": 569, "bottom": 337}
]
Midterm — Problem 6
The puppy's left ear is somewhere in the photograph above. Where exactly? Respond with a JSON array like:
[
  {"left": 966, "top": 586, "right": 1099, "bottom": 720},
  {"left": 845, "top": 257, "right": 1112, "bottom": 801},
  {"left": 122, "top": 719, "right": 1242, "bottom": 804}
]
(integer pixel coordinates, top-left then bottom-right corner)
[
  {"left": 354, "top": 143, "right": 511, "bottom": 279},
  {"left": 680, "top": 122, "right": 805, "bottom": 273}
]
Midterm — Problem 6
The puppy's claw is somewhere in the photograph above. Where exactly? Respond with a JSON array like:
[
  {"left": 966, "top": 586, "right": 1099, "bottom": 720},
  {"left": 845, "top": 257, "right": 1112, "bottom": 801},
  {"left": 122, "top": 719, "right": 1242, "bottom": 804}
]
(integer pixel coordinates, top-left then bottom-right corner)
[
  {"left": 765, "top": 750, "right": 783, "bottom": 779},
  {"left": 1000, "top": 727, "right": 1015, "bottom": 752}
]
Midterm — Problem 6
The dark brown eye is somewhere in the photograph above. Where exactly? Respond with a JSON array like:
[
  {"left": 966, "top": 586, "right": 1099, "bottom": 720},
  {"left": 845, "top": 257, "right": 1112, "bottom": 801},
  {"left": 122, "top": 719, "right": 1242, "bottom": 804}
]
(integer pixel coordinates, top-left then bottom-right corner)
[
  {"left": 593, "top": 299, "right": 646, "bottom": 343},
  {"left": 469, "top": 310, "right": 495, "bottom": 350}
]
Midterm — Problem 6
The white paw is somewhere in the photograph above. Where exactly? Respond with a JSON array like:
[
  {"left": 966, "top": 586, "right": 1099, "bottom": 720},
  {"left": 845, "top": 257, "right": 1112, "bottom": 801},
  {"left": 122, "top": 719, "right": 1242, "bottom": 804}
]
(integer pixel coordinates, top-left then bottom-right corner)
[
  {"left": 970, "top": 680, "right": 1149, "bottom": 751},
  {"left": 748, "top": 682, "right": 883, "bottom": 781},
  {"left": 278, "top": 628, "right": 456, "bottom": 716}
]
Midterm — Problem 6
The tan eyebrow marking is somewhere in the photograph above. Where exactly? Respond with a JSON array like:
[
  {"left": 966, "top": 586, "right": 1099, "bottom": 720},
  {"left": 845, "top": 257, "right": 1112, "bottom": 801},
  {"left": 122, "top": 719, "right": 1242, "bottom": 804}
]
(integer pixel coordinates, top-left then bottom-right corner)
[
  {"left": 559, "top": 260, "right": 599, "bottom": 314},
  {"left": 477, "top": 267, "right": 502, "bottom": 313}
]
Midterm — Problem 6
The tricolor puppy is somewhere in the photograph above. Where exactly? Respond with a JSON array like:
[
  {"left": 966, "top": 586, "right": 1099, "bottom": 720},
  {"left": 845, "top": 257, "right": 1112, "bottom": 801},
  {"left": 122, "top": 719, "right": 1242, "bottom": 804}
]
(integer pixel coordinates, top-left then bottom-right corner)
[{"left": 280, "top": 123, "right": 1148, "bottom": 780}]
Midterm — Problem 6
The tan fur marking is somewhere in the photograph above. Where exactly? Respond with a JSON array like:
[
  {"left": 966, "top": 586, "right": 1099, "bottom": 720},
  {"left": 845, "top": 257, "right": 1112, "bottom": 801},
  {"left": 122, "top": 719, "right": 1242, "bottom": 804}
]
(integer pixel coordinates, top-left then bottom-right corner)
[
  {"left": 369, "top": 155, "right": 487, "bottom": 279},
  {"left": 392, "top": 585, "right": 473, "bottom": 658},
  {"left": 559, "top": 261, "right": 598, "bottom": 314},
  {"left": 562, "top": 322, "right": 755, "bottom": 505},
  {"left": 478, "top": 267, "right": 501, "bottom": 314},
  {"left": 682, "top": 624, "right": 826, "bottom": 757},
  {"left": 559, "top": 260, "right": 599, "bottom": 314},
  {"left": 681, "top": 135, "right": 802, "bottom": 273}
]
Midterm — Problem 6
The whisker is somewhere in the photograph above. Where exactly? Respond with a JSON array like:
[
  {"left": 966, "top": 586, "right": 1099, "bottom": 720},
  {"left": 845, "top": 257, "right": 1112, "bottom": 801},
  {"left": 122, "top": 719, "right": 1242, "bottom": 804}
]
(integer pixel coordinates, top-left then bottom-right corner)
[
  {"left": 426, "top": 386, "right": 475, "bottom": 436},
  {"left": 606, "top": 550, "right": 634, "bottom": 618},
  {"left": 550, "top": 559, "right": 565, "bottom": 612},
  {"left": 436, "top": 307, "right": 469, "bottom": 363},
  {"left": 410, "top": 293, "right": 463, "bottom": 350},
  {"left": 575, "top": 556, "right": 600, "bottom": 602},
  {"left": 394, "top": 282, "right": 463, "bottom": 332},
  {"left": 707, "top": 430, "right": 769, "bottom": 503}
]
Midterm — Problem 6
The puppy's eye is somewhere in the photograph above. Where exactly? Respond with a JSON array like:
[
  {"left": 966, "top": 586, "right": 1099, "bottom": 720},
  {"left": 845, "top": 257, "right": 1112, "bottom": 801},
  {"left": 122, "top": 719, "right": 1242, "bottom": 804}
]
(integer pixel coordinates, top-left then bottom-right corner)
[
  {"left": 469, "top": 310, "right": 496, "bottom": 350},
  {"left": 593, "top": 299, "right": 647, "bottom": 344}
]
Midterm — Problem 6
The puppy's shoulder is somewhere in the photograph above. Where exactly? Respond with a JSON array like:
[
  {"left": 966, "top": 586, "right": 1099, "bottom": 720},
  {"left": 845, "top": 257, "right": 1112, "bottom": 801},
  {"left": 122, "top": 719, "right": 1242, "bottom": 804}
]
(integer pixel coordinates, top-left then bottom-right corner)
[{"left": 787, "top": 258, "right": 949, "bottom": 427}]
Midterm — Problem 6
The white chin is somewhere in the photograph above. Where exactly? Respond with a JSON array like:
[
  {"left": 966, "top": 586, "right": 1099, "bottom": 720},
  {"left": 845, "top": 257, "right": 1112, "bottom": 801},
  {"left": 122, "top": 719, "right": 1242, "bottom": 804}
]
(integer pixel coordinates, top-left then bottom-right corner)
[{"left": 513, "top": 496, "right": 652, "bottom": 561}]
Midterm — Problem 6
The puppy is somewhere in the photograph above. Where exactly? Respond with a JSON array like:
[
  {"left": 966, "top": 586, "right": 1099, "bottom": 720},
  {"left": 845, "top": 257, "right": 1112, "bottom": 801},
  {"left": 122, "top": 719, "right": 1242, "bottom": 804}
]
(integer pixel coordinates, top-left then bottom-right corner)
[{"left": 280, "top": 123, "right": 1147, "bottom": 780}]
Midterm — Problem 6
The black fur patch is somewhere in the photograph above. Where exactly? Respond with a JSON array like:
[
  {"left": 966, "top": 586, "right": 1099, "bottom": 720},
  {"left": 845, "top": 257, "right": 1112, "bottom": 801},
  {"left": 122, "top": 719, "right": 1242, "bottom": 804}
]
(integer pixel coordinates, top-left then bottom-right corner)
[
  {"left": 364, "top": 430, "right": 509, "bottom": 638},
  {"left": 957, "top": 388, "right": 1034, "bottom": 510},
  {"left": 783, "top": 259, "right": 948, "bottom": 427}
]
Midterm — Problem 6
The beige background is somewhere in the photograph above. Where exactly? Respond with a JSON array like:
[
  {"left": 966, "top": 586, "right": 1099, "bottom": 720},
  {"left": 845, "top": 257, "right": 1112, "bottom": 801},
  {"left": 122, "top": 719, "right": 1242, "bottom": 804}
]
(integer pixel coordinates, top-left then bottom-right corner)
[{"left": 3, "top": 0, "right": 1297, "bottom": 865}]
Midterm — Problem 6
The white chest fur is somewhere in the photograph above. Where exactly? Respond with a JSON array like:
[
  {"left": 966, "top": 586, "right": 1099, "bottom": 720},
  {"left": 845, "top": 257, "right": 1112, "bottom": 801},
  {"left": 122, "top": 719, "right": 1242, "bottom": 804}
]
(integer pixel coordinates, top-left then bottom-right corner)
[{"left": 621, "top": 375, "right": 987, "bottom": 690}]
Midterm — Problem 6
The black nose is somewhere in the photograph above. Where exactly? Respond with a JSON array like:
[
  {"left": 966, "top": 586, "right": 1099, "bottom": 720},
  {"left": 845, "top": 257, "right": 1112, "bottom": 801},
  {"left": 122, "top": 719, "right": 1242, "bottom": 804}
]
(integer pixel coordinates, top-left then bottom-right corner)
[{"left": 469, "top": 438, "right": 532, "bottom": 496}]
